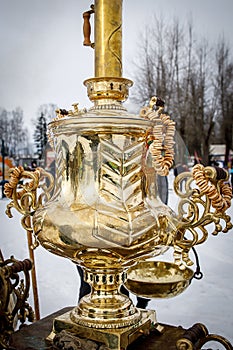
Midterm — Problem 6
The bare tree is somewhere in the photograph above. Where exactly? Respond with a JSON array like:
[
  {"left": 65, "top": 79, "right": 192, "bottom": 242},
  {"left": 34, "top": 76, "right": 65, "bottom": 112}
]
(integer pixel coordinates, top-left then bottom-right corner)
[
  {"left": 10, "top": 107, "right": 29, "bottom": 157},
  {"left": 131, "top": 16, "right": 226, "bottom": 165},
  {"left": 0, "top": 107, "right": 29, "bottom": 158},
  {"left": 36, "top": 103, "right": 58, "bottom": 122},
  {"left": 214, "top": 38, "right": 233, "bottom": 165},
  {"left": 186, "top": 41, "right": 216, "bottom": 165},
  {"left": 132, "top": 16, "right": 185, "bottom": 112},
  {"left": 0, "top": 108, "right": 10, "bottom": 150}
]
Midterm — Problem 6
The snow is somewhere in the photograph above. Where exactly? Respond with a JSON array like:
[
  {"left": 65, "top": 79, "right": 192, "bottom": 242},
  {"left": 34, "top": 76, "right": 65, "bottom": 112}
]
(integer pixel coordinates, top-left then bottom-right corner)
[{"left": 0, "top": 174, "right": 233, "bottom": 344}]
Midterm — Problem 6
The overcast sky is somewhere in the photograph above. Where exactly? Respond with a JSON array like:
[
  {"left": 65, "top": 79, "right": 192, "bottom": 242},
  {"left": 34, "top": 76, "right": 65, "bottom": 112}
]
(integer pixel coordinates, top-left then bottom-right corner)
[{"left": 0, "top": 0, "right": 233, "bottom": 131}]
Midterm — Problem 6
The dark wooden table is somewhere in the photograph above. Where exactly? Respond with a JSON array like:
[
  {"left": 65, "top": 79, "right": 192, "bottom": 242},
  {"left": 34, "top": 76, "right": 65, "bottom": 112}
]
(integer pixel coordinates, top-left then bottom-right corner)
[{"left": 8, "top": 307, "right": 195, "bottom": 350}]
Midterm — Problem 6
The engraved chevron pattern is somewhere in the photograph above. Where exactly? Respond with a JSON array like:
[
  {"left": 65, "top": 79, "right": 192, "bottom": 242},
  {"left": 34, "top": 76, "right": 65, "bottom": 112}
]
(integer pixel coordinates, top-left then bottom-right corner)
[{"left": 94, "top": 135, "right": 156, "bottom": 247}]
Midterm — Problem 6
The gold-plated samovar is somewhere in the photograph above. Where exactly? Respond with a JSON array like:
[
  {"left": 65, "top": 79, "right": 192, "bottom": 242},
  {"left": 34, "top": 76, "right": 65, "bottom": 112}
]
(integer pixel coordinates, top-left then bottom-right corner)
[{"left": 4, "top": 1, "right": 232, "bottom": 349}]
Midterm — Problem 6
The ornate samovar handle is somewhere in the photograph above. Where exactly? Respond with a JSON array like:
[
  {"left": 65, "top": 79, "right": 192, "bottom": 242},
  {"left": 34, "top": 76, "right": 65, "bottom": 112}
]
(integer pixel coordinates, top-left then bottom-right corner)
[
  {"left": 173, "top": 164, "right": 232, "bottom": 269},
  {"left": 4, "top": 166, "right": 54, "bottom": 320}
]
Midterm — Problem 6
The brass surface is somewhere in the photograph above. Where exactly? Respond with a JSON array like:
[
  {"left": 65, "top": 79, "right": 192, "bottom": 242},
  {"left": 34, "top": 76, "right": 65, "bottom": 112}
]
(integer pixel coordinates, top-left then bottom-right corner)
[
  {"left": 5, "top": 166, "right": 54, "bottom": 250},
  {"left": 33, "top": 108, "right": 174, "bottom": 327},
  {"left": 34, "top": 110, "right": 174, "bottom": 267},
  {"left": 84, "top": 0, "right": 132, "bottom": 107},
  {"left": 94, "top": 0, "right": 122, "bottom": 77},
  {"left": 70, "top": 267, "right": 141, "bottom": 328},
  {"left": 84, "top": 76, "right": 133, "bottom": 107},
  {"left": 4, "top": 166, "right": 54, "bottom": 320},
  {"left": 173, "top": 167, "right": 232, "bottom": 269},
  {"left": 125, "top": 261, "right": 193, "bottom": 298},
  {"left": 48, "top": 309, "right": 156, "bottom": 350}
]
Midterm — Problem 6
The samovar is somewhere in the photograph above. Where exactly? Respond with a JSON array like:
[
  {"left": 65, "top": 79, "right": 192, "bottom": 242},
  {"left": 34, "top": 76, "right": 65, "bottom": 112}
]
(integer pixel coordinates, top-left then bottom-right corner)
[
  {"left": 33, "top": 0, "right": 176, "bottom": 337},
  {"left": 4, "top": 1, "right": 232, "bottom": 349}
]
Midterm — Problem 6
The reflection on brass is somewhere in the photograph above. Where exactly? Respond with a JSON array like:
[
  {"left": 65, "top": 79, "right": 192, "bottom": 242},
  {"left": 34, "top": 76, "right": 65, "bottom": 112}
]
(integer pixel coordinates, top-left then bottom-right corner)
[
  {"left": 125, "top": 261, "right": 193, "bottom": 298},
  {"left": 70, "top": 266, "right": 141, "bottom": 329}
]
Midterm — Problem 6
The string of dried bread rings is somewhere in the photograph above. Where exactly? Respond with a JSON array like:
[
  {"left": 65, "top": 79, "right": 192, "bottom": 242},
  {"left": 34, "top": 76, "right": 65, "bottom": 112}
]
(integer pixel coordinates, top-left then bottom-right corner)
[
  {"left": 192, "top": 164, "right": 232, "bottom": 212},
  {"left": 140, "top": 96, "right": 175, "bottom": 176}
]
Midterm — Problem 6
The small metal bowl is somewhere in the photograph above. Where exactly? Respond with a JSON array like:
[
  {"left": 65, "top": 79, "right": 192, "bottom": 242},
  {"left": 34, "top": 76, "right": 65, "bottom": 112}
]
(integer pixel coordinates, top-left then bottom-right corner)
[{"left": 124, "top": 261, "right": 193, "bottom": 298}]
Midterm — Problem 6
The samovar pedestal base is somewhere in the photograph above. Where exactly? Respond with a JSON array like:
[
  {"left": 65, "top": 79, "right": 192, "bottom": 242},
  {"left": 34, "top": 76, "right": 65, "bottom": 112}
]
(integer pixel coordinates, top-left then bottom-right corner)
[{"left": 47, "top": 308, "right": 156, "bottom": 350}]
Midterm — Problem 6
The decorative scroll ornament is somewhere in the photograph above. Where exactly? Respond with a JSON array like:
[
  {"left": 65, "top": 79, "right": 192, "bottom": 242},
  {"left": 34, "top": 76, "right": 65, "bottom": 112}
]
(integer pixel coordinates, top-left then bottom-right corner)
[
  {"left": 4, "top": 165, "right": 54, "bottom": 320},
  {"left": 172, "top": 165, "right": 233, "bottom": 269},
  {"left": 0, "top": 257, "right": 34, "bottom": 348},
  {"left": 140, "top": 96, "right": 176, "bottom": 176},
  {"left": 4, "top": 166, "right": 54, "bottom": 249}
]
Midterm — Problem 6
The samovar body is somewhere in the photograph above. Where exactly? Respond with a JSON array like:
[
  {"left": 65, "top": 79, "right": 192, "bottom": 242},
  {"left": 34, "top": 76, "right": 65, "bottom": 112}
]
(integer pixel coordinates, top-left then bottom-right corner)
[
  {"left": 33, "top": 109, "right": 175, "bottom": 327},
  {"left": 34, "top": 109, "right": 175, "bottom": 266}
]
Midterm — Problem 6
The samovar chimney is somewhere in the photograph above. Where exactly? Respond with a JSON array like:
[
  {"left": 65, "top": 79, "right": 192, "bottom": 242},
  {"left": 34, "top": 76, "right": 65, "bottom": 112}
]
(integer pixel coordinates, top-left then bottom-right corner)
[{"left": 83, "top": 0, "right": 133, "bottom": 109}]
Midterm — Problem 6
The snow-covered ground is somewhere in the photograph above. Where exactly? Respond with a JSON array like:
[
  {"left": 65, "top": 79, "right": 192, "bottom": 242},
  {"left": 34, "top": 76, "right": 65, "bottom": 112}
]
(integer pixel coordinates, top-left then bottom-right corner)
[{"left": 0, "top": 173, "right": 233, "bottom": 344}]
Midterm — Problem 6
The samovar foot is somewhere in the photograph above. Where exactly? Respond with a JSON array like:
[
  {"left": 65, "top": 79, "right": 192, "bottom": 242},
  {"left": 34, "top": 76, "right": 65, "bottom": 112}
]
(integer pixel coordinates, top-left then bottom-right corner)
[{"left": 48, "top": 308, "right": 156, "bottom": 350}]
